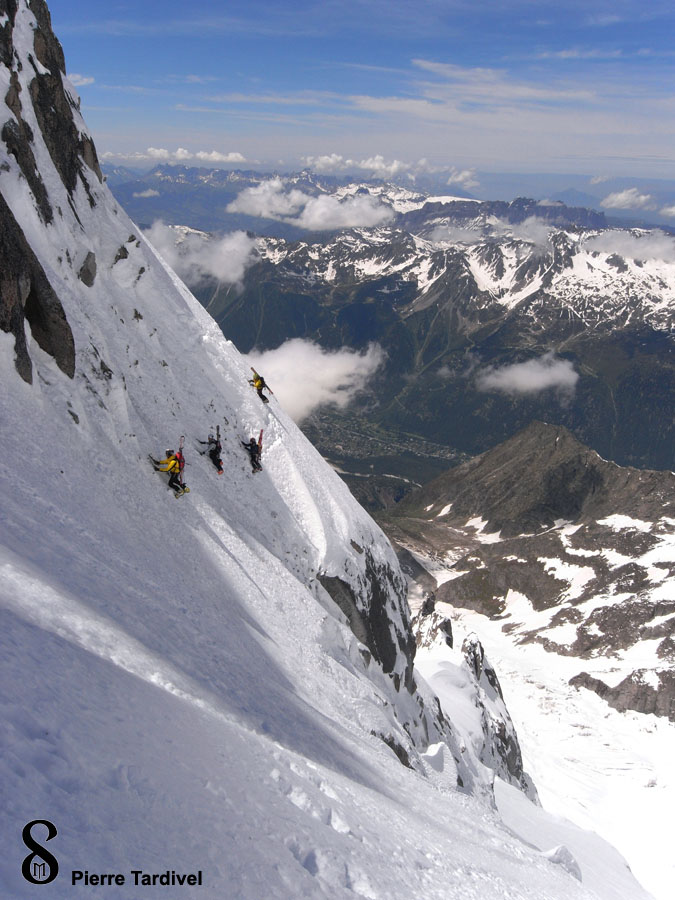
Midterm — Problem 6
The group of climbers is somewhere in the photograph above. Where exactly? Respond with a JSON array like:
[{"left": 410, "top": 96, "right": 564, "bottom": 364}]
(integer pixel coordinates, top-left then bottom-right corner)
[{"left": 150, "top": 368, "right": 273, "bottom": 497}]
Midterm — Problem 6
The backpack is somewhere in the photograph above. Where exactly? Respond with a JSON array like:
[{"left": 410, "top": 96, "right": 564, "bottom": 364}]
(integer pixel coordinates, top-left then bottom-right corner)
[{"left": 175, "top": 451, "right": 185, "bottom": 472}]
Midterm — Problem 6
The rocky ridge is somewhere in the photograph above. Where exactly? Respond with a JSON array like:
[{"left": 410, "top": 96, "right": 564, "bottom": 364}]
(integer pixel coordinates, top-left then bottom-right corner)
[{"left": 382, "top": 422, "right": 675, "bottom": 722}]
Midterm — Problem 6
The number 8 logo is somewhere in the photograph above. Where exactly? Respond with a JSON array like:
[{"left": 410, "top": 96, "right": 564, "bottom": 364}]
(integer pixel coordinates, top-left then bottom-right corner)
[{"left": 22, "top": 819, "right": 59, "bottom": 884}]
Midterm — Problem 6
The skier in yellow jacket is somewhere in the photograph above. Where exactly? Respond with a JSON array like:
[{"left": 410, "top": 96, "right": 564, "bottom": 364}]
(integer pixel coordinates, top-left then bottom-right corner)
[
  {"left": 248, "top": 367, "right": 272, "bottom": 404},
  {"left": 150, "top": 449, "right": 184, "bottom": 494}
]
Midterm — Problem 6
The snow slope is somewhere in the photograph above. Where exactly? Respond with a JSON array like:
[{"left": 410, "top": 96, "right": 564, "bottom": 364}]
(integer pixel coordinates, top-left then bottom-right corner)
[
  {"left": 0, "top": 3, "right": 654, "bottom": 897},
  {"left": 411, "top": 592, "right": 672, "bottom": 900}
]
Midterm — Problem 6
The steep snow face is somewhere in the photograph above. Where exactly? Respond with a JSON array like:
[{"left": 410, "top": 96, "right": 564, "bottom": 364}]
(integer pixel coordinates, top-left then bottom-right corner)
[{"left": 0, "top": 0, "right": 425, "bottom": 733}]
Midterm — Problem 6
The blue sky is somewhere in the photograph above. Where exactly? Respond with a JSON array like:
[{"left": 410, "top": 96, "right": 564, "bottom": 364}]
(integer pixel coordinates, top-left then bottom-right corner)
[{"left": 50, "top": 0, "right": 675, "bottom": 183}]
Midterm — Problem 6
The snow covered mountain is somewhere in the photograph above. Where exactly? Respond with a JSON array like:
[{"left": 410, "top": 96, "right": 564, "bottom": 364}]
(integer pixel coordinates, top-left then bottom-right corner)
[
  {"left": 1, "top": 3, "right": 657, "bottom": 898},
  {"left": 172, "top": 183, "right": 674, "bottom": 475},
  {"left": 252, "top": 214, "right": 672, "bottom": 335},
  {"left": 387, "top": 422, "right": 675, "bottom": 721}
]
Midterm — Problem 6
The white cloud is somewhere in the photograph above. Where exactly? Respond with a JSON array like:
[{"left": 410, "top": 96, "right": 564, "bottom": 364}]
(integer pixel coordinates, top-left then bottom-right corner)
[
  {"left": 244, "top": 340, "right": 385, "bottom": 422},
  {"left": 304, "top": 153, "right": 348, "bottom": 173},
  {"left": 584, "top": 230, "right": 675, "bottom": 262},
  {"left": 132, "top": 188, "right": 160, "bottom": 198},
  {"left": 429, "top": 224, "right": 483, "bottom": 245},
  {"left": 475, "top": 352, "right": 579, "bottom": 399},
  {"left": 357, "top": 154, "right": 410, "bottom": 178},
  {"left": 660, "top": 205, "right": 675, "bottom": 218},
  {"left": 227, "top": 178, "right": 394, "bottom": 230},
  {"left": 129, "top": 147, "right": 246, "bottom": 164},
  {"left": 536, "top": 48, "right": 623, "bottom": 60},
  {"left": 196, "top": 150, "right": 246, "bottom": 163},
  {"left": 145, "top": 222, "right": 258, "bottom": 286},
  {"left": 491, "top": 216, "right": 553, "bottom": 250},
  {"left": 590, "top": 174, "right": 610, "bottom": 185},
  {"left": 295, "top": 194, "right": 394, "bottom": 229},
  {"left": 600, "top": 188, "right": 657, "bottom": 210},
  {"left": 447, "top": 167, "right": 479, "bottom": 189},
  {"left": 227, "top": 178, "right": 308, "bottom": 218},
  {"left": 303, "top": 153, "right": 433, "bottom": 180},
  {"left": 68, "top": 73, "right": 94, "bottom": 87},
  {"left": 185, "top": 75, "right": 219, "bottom": 84}
]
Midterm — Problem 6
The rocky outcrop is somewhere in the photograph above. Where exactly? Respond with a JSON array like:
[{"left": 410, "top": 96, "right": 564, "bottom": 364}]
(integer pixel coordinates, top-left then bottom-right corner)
[
  {"left": 0, "top": 0, "right": 109, "bottom": 380},
  {"left": 25, "top": 0, "right": 101, "bottom": 192},
  {"left": 0, "top": 192, "right": 74, "bottom": 380},
  {"left": 318, "top": 548, "right": 416, "bottom": 692},
  {"left": 2, "top": 83, "right": 53, "bottom": 223},
  {"left": 2, "top": 1, "right": 101, "bottom": 201},
  {"left": 412, "top": 601, "right": 538, "bottom": 799},
  {"left": 411, "top": 606, "right": 453, "bottom": 649},
  {"left": 570, "top": 670, "right": 675, "bottom": 722},
  {"left": 461, "top": 635, "right": 537, "bottom": 800},
  {"left": 78, "top": 250, "right": 97, "bottom": 286}
]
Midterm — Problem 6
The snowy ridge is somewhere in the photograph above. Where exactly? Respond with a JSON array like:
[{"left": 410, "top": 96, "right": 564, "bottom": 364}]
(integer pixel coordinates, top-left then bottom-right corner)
[
  {"left": 258, "top": 228, "right": 675, "bottom": 330},
  {"left": 253, "top": 225, "right": 675, "bottom": 331},
  {"left": 0, "top": 3, "right": 655, "bottom": 898}
]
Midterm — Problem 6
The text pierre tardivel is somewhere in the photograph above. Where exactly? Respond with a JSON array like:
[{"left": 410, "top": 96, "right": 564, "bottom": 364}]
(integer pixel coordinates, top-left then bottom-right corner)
[{"left": 72, "top": 870, "right": 203, "bottom": 887}]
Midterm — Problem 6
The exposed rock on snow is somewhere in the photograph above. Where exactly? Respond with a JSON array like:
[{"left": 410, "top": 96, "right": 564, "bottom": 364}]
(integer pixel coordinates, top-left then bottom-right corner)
[
  {"left": 318, "top": 547, "right": 415, "bottom": 692},
  {"left": 570, "top": 669, "right": 675, "bottom": 720},
  {"left": 0, "top": 191, "right": 74, "bottom": 380}
]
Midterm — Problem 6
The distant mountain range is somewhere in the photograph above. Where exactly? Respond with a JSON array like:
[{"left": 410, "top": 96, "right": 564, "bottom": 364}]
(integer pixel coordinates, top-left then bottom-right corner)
[{"left": 106, "top": 167, "right": 675, "bottom": 482}]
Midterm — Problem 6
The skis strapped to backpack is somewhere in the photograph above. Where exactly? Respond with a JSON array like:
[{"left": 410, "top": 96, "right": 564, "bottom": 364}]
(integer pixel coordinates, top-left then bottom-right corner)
[
  {"left": 214, "top": 425, "right": 223, "bottom": 474},
  {"left": 250, "top": 367, "right": 273, "bottom": 402},
  {"left": 176, "top": 435, "right": 188, "bottom": 490},
  {"left": 253, "top": 430, "right": 263, "bottom": 473}
]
